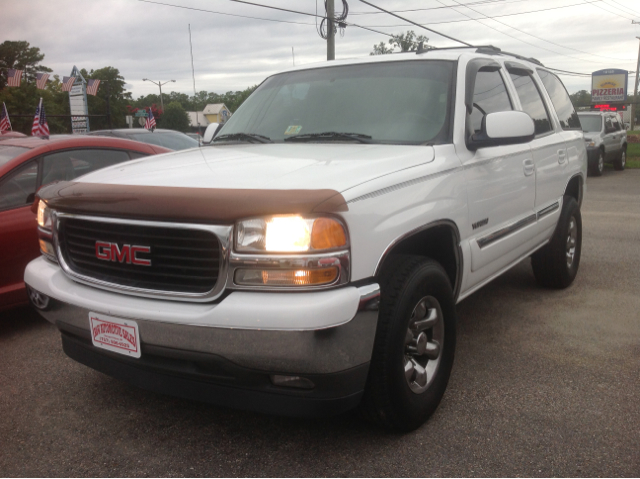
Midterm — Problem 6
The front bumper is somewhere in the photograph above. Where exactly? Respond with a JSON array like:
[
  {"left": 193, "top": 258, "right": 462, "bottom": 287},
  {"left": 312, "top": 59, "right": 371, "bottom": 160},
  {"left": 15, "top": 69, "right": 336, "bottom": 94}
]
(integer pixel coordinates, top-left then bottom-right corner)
[{"left": 25, "top": 256, "right": 380, "bottom": 416}]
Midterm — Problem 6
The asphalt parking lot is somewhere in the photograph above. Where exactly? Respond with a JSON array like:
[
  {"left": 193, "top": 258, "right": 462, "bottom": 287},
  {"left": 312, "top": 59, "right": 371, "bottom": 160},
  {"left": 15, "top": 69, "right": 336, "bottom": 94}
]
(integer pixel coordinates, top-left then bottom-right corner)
[{"left": 1, "top": 169, "right": 639, "bottom": 477}]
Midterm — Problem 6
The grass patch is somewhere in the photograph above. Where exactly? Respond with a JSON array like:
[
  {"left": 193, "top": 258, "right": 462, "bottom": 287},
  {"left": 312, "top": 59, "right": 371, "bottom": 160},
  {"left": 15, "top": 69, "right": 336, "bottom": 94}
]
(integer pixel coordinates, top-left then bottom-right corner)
[{"left": 626, "top": 160, "right": 640, "bottom": 169}]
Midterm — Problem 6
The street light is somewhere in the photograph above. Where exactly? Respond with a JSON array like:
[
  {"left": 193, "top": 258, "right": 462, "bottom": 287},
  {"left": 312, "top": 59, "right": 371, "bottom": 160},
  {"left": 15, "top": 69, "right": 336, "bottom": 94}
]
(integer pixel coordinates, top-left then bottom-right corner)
[{"left": 142, "top": 78, "right": 176, "bottom": 114}]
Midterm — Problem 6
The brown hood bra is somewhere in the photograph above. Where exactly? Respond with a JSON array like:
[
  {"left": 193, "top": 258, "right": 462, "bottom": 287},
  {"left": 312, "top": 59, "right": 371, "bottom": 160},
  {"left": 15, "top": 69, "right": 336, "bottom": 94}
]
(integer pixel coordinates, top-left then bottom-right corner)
[{"left": 36, "top": 181, "right": 348, "bottom": 224}]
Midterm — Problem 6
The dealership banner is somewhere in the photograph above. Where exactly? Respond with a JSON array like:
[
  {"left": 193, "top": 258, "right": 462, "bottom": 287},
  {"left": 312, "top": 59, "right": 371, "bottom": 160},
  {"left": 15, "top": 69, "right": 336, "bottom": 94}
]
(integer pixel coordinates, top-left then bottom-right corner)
[{"left": 591, "top": 69, "right": 628, "bottom": 103}]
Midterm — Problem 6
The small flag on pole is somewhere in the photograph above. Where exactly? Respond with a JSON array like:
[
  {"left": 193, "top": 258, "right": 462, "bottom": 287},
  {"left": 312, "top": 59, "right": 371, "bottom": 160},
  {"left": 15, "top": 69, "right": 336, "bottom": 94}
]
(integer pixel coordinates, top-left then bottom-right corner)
[
  {"left": 31, "top": 98, "right": 50, "bottom": 137},
  {"left": 61, "top": 76, "right": 76, "bottom": 92},
  {"left": 86, "top": 79, "right": 101, "bottom": 96},
  {"left": 145, "top": 108, "right": 156, "bottom": 131},
  {"left": 6, "top": 69, "right": 23, "bottom": 87},
  {"left": 0, "top": 102, "right": 12, "bottom": 133},
  {"left": 36, "top": 72, "right": 50, "bottom": 90}
]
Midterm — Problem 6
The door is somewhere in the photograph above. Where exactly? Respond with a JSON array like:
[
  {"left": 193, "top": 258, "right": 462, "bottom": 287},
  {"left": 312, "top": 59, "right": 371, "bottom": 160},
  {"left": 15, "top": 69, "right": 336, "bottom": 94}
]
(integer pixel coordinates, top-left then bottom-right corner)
[
  {"left": 463, "top": 66, "right": 536, "bottom": 277},
  {"left": 507, "top": 67, "right": 566, "bottom": 210},
  {"left": 0, "top": 160, "right": 40, "bottom": 308}
]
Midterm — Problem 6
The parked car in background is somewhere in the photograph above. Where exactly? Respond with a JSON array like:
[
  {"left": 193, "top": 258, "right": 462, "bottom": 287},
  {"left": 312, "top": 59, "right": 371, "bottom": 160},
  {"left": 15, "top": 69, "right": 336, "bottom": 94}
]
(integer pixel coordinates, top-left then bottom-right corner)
[
  {"left": 0, "top": 131, "right": 27, "bottom": 140},
  {"left": 0, "top": 136, "right": 171, "bottom": 312},
  {"left": 185, "top": 132, "right": 203, "bottom": 145},
  {"left": 87, "top": 128, "right": 199, "bottom": 151},
  {"left": 577, "top": 111, "right": 627, "bottom": 176}
]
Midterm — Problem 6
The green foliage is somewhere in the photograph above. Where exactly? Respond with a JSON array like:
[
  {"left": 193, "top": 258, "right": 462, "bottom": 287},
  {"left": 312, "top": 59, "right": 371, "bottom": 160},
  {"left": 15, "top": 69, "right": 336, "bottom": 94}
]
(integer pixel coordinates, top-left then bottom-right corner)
[
  {"left": 569, "top": 90, "right": 592, "bottom": 107},
  {"left": 159, "top": 101, "right": 190, "bottom": 132},
  {"left": 0, "top": 40, "right": 51, "bottom": 89},
  {"left": 370, "top": 30, "right": 432, "bottom": 55},
  {"left": 81, "top": 66, "right": 132, "bottom": 130}
]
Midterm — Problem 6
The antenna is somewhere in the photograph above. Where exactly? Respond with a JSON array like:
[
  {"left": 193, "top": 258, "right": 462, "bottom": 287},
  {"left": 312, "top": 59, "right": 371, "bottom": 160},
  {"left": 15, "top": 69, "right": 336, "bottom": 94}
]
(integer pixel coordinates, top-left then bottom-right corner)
[{"left": 188, "top": 24, "right": 200, "bottom": 136}]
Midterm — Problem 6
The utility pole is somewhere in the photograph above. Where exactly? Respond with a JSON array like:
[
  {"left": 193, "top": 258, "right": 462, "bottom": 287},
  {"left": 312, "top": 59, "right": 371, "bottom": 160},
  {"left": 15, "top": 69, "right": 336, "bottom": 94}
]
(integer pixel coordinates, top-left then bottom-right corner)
[
  {"left": 632, "top": 28, "right": 640, "bottom": 130},
  {"left": 327, "top": 0, "right": 335, "bottom": 61},
  {"left": 142, "top": 78, "right": 176, "bottom": 114}
]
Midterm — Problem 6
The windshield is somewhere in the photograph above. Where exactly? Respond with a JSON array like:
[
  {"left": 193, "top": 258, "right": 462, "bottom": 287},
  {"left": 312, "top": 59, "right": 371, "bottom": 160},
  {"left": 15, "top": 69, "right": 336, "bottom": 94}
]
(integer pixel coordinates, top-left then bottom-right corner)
[
  {"left": 0, "top": 146, "right": 28, "bottom": 167},
  {"left": 218, "top": 60, "right": 454, "bottom": 145},
  {"left": 578, "top": 115, "right": 602, "bottom": 133}
]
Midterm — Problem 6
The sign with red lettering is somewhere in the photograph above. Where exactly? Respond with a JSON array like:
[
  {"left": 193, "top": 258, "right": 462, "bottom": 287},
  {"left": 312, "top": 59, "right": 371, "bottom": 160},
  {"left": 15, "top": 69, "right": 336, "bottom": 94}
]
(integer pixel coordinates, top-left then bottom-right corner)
[
  {"left": 591, "top": 69, "right": 628, "bottom": 103},
  {"left": 89, "top": 313, "right": 141, "bottom": 358}
]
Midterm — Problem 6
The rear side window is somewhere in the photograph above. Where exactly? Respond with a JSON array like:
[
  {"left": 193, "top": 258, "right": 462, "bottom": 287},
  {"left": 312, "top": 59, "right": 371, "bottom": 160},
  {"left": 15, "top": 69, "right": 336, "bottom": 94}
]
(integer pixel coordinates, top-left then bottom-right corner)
[
  {"left": 41, "top": 149, "right": 131, "bottom": 185},
  {"left": 537, "top": 70, "right": 580, "bottom": 130},
  {"left": 509, "top": 71, "right": 552, "bottom": 136},
  {"left": 470, "top": 69, "right": 513, "bottom": 134},
  {"left": 0, "top": 160, "right": 38, "bottom": 211}
]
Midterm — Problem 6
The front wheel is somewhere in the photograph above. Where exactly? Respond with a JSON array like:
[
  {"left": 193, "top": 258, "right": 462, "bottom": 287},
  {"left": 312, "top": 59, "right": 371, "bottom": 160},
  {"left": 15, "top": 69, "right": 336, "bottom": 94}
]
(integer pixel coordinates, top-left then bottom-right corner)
[
  {"left": 614, "top": 147, "right": 626, "bottom": 171},
  {"left": 360, "top": 256, "right": 456, "bottom": 431},
  {"left": 531, "top": 196, "right": 582, "bottom": 289},
  {"left": 590, "top": 149, "right": 604, "bottom": 176}
]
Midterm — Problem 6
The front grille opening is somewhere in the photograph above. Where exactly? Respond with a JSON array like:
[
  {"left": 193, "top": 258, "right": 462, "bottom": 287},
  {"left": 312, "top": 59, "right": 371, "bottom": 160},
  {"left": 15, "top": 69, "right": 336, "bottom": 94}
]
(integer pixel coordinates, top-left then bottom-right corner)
[{"left": 59, "top": 218, "right": 220, "bottom": 294}]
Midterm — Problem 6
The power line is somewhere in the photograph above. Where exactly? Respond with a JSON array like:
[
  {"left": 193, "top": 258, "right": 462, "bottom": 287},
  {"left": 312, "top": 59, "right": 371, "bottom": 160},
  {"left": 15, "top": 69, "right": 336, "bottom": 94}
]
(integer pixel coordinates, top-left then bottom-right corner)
[
  {"left": 604, "top": 0, "right": 640, "bottom": 17},
  {"left": 358, "top": 0, "right": 473, "bottom": 46},
  {"left": 582, "top": 0, "right": 636, "bottom": 20},
  {"left": 350, "top": 0, "right": 532, "bottom": 15}
]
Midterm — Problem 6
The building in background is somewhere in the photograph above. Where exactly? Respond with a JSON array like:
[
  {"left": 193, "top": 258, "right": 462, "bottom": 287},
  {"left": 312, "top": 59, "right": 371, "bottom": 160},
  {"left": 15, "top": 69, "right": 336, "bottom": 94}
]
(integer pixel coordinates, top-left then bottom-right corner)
[{"left": 203, "top": 103, "right": 231, "bottom": 124}]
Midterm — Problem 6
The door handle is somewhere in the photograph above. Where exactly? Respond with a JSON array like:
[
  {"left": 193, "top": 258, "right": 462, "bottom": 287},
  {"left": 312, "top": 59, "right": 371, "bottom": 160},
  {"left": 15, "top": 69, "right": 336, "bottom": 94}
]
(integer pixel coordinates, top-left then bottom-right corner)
[
  {"left": 523, "top": 159, "right": 535, "bottom": 176},
  {"left": 558, "top": 150, "right": 567, "bottom": 164}
]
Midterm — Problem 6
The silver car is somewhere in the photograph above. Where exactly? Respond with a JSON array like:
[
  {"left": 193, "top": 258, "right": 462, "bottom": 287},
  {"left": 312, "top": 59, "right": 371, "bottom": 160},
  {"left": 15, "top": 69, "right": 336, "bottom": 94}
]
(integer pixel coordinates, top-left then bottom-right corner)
[{"left": 578, "top": 111, "right": 627, "bottom": 176}]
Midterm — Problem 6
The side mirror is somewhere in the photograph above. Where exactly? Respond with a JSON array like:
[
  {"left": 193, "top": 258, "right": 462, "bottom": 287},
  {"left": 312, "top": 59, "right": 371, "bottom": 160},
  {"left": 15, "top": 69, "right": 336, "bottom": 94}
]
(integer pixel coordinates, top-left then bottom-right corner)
[
  {"left": 202, "top": 122, "right": 223, "bottom": 144},
  {"left": 468, "top": 111, "right": 535, "bottom": 150}
]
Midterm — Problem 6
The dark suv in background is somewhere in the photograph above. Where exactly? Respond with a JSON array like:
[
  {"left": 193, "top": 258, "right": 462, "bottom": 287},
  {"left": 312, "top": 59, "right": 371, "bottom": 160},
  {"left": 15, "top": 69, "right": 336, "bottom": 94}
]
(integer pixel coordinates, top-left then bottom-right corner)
[
  {"left": 578, "top": 111, "right": 627, "bottom": 176},
  {"left": 87, "top": 128, "right": 199, "bottom": 151}
]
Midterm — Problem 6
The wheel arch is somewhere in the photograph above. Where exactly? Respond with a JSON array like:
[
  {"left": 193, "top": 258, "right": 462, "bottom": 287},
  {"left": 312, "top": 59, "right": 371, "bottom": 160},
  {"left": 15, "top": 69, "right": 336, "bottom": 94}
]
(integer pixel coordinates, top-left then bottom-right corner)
[
  {"left": 564, "top": 173, "right": 584, "bottom": 209},
  {"left": 374, "top": 220, "right": 463, "bottom": 300}
]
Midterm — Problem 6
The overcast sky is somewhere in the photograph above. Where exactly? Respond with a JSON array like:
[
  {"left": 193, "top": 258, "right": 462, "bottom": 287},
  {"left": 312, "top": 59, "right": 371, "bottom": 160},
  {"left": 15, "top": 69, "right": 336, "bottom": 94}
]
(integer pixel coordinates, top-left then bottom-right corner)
[{"left": 4, "top": 0, "right": 640, "bottom": 100}]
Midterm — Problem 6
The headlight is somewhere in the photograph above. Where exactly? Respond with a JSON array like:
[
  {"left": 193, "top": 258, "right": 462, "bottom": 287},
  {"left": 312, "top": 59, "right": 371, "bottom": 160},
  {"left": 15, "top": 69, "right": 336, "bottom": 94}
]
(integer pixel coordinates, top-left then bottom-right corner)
[
  {"left": 37, "top": 200, "right": 52, "bottom": 230},
  {"left": 236, "top": 215, "right": 347, "bottom": 253},
  {"left": 586, "top": 141, "right": 596, "bottom": 147}
]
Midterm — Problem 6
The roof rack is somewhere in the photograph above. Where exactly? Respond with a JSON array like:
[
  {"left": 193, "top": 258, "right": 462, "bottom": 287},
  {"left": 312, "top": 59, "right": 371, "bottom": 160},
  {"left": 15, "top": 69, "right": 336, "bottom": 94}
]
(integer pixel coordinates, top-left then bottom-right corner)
[{"left": 417, "top": 43, "right": 545, "bottom": 67}]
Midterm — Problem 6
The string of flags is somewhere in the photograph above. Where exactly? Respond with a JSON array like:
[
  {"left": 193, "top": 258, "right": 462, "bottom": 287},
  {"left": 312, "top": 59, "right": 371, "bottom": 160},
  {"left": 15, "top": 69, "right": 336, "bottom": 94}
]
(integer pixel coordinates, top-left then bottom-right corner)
[{"left": 4, "top": 68, "right": 101, "bottom": 95}]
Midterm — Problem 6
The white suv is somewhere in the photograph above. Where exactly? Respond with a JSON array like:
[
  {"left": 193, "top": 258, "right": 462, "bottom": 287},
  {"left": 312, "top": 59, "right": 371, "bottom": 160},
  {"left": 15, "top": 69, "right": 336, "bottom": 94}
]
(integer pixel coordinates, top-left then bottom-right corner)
[
  {"left": 26, "top": 47, "right": 587, "bottom": 431},
  {"left": 577, "top": 111, "right": 627, "bottom": 176}
]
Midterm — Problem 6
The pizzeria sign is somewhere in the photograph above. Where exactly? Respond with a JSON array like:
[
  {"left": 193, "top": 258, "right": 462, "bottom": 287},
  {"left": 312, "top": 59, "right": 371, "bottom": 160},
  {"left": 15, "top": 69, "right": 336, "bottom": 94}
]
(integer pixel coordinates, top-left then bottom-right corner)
[{"left": 591, "top": 69, "right": 628, "bottom": 103}]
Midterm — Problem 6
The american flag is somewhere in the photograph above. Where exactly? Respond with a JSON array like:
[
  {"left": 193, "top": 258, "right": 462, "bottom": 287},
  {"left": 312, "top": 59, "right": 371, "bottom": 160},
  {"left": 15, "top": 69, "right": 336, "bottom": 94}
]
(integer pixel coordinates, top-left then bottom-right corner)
[
  {"left": 6, "top": 69, "right": 23, "bottom": 87},
  {"left": 0, "top": 102, "right": 11, "bottom": 133},
  {"left": 61, "top": 76, "right": 76, "bottom": 92},
  {"left": 86, "top": 79, "right": 101, "bottom": 96},
  {"left": 145, "top": 108, "right": 156, "bottom": 130},
  {"left": 31, "top": 98, "right": 50, "bottom": 137},
  {"left": 36, "top": 72, "right": 50, "bottom": 90}
]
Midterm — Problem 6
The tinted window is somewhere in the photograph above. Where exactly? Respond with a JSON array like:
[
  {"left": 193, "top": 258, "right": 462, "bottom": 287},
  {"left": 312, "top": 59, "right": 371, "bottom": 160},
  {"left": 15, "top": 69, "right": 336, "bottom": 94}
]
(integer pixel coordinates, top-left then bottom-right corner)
[
  {"left": 509, "top": 71, "right": 552, "bottom": 136},
  {"left": 0, "top": 146, "right": 28, "bottom": 167},
  {"left": 42, "top": 149, "right": 131, "bottom": 185},
  {"left": 577, "top": 115, "right": 602, "bottom": 133},
  {"left": 128, "top": 151, "right": 149, "bottom": 160},
  {"left": 0, "top": 160, "right": 38, "bottom": 211},
  {"left": 470, "top": 69, "right": 512, "bottom": 134},
  {"left": 604, "top": 117, "right": 616, "bottom": 134},
  {"left": 537, "top": 70, "right": 580, "bottom": 130},
  {"left": 220, "top": 60, "right": 455, "bottom": 145},
  {"left": 612, "top": 116, "right": 622, "bottom": 131}
]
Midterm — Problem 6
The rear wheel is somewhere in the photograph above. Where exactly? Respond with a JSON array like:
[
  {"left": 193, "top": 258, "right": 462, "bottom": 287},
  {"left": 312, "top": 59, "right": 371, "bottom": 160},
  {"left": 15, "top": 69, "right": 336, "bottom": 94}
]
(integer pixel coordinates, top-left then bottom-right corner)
[
  {"left": 613, "top": 147, "right": 626, "bottom": 171},
  {"left": 531, "top": 196, "right": 582, "bottom": 289},
  {"left": 360, "top": 256, "right": 456, "bottom": 431}
]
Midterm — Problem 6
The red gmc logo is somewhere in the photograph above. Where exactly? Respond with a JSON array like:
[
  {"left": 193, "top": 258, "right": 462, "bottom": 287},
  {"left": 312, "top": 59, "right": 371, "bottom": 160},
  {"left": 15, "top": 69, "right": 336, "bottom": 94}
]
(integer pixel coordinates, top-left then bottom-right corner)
[{"left": 95, "top": 241, "right": 152, "bottom": 266}]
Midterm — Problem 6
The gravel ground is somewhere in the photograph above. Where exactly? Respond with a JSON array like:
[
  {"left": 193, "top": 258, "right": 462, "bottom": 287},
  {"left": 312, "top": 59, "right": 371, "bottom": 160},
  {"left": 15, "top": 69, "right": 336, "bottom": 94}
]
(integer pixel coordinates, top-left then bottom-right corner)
[{"left": 1, "top": 169, "right": 639, "bottom": 477}]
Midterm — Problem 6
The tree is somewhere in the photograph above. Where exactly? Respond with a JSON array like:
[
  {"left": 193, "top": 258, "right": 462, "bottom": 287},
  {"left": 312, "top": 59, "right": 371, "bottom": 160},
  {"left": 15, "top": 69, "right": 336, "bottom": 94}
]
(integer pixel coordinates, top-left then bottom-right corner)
[
  {"left": 370, "top": 30, "right": 432, "bottom": 55},
  {"left": 81, "top": 66, "right": 132, "bottom": 130},
  {"left": 0, "top": 40, "right": 52, "bottom": 89},
  {"left": 159, "top": 101, "right": 190, "bottom": 132},
  {"left": 569, "top": 90, "right": 592, "bottom": 108}
]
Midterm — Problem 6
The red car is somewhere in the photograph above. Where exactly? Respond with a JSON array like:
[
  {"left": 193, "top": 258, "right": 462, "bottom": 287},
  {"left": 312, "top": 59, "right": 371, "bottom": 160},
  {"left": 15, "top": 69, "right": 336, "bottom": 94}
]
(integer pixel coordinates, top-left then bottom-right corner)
[{"left": 0, "top": 135, "right": 171, "bottom": 312}]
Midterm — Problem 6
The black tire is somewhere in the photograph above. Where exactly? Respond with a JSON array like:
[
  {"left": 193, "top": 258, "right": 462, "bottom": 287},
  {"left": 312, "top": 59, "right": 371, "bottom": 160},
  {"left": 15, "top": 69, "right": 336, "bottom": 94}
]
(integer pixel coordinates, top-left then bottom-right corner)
[
  {"left": 613, "top": 146, "right": 626, "bottom": 171},
  {"left": 590, "top": 149, "right": 604, "bottom": 176},
  {"left": 531, "top": 196, "right": 582, "bottom": 289},
  {"left": 359, "top": 255, "right": 456, "bottom": 431}
]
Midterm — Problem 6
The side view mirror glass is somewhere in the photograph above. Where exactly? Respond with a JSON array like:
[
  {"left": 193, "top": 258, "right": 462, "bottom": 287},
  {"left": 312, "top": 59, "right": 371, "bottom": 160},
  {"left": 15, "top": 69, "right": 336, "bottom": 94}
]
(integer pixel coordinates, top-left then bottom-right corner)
[
  {"left": 468, "top": 111, "right": 535, "bottom": 150},
  {"left": 203, "top": 123, "right": 222, "bottom": 144}
]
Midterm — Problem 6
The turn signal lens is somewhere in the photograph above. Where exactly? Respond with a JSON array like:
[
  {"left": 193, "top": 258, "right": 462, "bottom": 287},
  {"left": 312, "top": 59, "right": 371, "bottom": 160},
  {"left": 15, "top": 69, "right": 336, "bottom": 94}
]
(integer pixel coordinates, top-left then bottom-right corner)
[
  {"left": 311, "top": 218, "right": 347, "bottom": 250},
  {"left": 39, "top": 239, "right": 55, "bottom": 257},
  {"left": 235, "top": 267, "right": 339, "bottom": 286},
  {"left": 37, "top": 200, "right": 52, "bottom": 230}
]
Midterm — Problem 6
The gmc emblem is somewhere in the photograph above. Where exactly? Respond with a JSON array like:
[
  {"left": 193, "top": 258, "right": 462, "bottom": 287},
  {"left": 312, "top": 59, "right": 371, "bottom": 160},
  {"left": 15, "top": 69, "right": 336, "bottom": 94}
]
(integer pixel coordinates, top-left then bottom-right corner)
[{"left": 95, "top": 241, "right": 152, "bottom": 266}]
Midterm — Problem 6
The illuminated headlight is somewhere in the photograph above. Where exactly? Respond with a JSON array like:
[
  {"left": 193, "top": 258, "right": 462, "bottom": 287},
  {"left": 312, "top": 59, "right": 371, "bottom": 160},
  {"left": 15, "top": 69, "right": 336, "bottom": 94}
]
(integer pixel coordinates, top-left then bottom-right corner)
[
  {"left": 236, "top": 215, "right": 347, "bottom": 253},
  {"left": 37, "top": 200, "right": 52, "bottom": 230}
]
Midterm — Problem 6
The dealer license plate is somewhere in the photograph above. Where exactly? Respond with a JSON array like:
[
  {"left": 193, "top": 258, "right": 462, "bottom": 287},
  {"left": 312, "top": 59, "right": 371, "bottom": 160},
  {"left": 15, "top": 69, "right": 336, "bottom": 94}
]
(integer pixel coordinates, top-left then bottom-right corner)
[{"left": 89, "top": 312, "right": 141, "bottom": 358}]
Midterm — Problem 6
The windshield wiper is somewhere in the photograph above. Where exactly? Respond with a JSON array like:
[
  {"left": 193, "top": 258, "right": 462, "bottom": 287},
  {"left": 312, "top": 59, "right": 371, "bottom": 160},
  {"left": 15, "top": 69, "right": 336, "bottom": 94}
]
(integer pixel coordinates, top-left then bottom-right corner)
[
  {"left": 284, "top": 132, "right": 373, "bottom": 144},
  {"left": 213, "top": 132, "right": 272, "bottom": 144}
]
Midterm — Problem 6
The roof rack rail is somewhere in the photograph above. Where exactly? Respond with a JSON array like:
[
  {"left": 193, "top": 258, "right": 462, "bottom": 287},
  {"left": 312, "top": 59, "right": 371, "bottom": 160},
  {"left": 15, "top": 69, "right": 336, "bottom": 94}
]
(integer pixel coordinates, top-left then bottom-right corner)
[{"left": 415, "top": 43, "right": 546, "bottom": 67}]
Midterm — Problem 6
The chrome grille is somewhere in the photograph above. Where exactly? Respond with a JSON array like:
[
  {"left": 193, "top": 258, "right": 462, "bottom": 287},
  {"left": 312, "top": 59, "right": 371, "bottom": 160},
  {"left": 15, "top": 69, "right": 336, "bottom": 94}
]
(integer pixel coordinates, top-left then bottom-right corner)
[{"left": 58, "top": 217, "right": 221, "bottom": 294}]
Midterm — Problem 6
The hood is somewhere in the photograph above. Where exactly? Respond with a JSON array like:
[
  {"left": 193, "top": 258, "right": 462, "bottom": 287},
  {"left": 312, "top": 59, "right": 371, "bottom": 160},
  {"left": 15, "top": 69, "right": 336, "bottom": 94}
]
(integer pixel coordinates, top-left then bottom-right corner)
[{"left": 78, "top": 143, "right": 434, "bottom": 193}]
